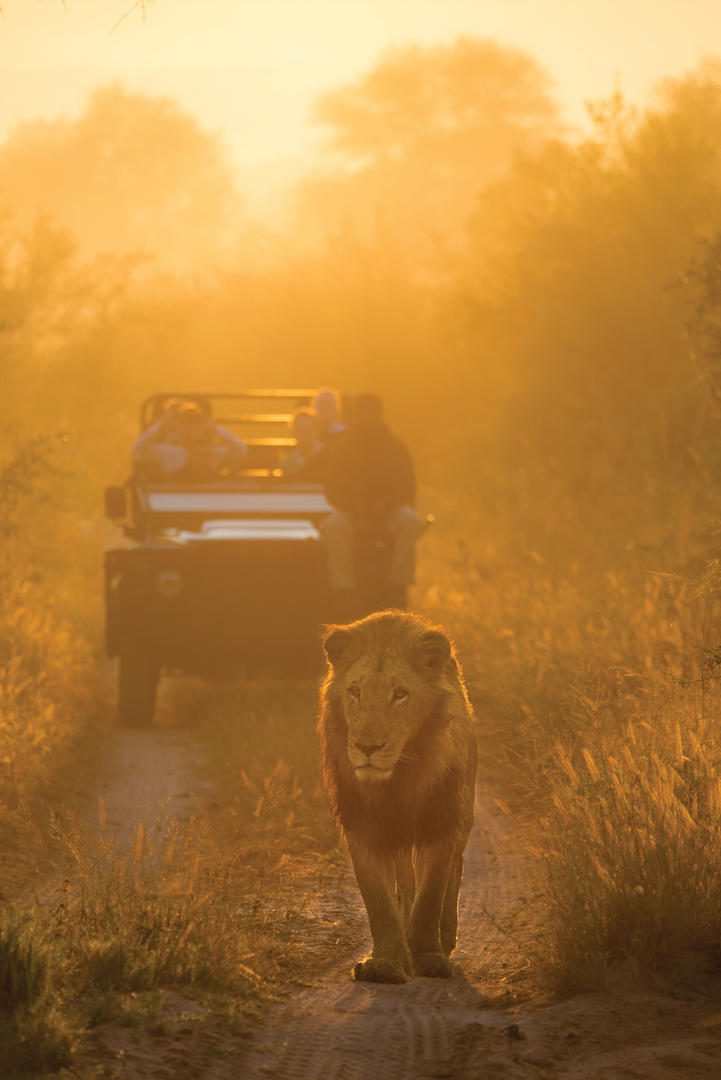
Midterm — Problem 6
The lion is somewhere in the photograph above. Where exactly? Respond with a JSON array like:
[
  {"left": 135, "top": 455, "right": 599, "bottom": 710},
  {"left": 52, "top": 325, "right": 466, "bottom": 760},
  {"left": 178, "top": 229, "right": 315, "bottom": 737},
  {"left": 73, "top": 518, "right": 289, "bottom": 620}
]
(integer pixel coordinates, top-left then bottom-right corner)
[{"left": 318, "top": 610, "right": 477, "bottom": 984}]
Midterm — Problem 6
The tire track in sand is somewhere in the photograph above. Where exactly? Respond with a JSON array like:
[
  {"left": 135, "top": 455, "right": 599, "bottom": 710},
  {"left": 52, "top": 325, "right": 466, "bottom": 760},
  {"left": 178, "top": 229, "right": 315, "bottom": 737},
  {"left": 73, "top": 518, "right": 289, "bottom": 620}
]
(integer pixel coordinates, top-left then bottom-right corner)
[
  {"left": 69, "top": 727, "right": 721, "bottom": 1080},
  {"left": 238, "top": 780, "right": 539, "bottom": 1080},
  {"left": 82, "top": 726, "right": 215, "bottom": 849}
]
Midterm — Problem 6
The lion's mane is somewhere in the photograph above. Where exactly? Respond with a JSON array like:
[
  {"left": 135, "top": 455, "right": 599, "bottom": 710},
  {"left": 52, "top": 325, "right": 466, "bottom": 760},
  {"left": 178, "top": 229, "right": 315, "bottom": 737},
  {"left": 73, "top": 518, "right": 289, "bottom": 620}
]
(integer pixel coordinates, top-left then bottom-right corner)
[{"left": 318, "top": 611, "right": 476, "bottom": 855}]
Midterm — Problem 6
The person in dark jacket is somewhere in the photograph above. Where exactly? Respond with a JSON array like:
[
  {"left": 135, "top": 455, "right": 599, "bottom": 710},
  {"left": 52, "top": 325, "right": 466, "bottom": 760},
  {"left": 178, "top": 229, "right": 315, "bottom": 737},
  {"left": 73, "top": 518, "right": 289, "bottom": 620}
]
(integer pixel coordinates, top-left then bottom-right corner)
[{"left": 322, "top": 393, "right": 423, "bottom": 604}]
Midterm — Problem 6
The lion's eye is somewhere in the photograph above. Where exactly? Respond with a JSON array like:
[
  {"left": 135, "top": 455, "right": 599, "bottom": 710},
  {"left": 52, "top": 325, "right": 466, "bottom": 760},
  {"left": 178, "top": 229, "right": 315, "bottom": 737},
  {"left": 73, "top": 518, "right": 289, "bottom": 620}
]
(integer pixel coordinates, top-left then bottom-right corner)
[
  {"left": 392, "top": 687, "right": 409, "bottom": 703},
  {"left": 347, "top": 684, "right": 361, "bottom": 702}
]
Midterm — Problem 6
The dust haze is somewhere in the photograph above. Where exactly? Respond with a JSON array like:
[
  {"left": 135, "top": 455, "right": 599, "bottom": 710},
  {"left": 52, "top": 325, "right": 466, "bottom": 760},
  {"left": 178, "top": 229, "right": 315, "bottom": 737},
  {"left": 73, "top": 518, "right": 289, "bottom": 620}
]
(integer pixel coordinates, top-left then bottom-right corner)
[{"left": 5, "top": 16, "right": 721, "bottom": 1078}]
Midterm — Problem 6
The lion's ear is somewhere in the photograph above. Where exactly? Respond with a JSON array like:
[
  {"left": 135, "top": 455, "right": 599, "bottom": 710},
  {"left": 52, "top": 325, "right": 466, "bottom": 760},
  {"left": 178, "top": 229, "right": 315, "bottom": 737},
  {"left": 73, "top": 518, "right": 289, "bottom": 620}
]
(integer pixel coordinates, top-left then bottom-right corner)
[
  {"left": 322, "top": 625, "right": 358, "bottom": 668},
  {"left": 413, "top": 629, "right": 451, "bottom": 671}
]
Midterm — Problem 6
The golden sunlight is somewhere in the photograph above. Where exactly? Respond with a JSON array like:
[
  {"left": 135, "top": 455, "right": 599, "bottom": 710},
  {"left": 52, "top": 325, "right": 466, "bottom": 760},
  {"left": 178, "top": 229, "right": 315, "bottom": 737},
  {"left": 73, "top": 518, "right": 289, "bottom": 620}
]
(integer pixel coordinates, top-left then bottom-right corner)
[{"left": 3, "top": 1, "right": 721, "bottom": 1075}]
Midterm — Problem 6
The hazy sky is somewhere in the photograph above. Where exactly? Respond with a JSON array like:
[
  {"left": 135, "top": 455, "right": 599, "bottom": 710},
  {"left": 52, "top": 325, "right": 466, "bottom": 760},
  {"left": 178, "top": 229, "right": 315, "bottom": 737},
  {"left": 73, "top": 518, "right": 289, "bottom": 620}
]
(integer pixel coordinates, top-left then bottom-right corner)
[{"left": 1, "top": 0, "right": 719, "bottom": 173}]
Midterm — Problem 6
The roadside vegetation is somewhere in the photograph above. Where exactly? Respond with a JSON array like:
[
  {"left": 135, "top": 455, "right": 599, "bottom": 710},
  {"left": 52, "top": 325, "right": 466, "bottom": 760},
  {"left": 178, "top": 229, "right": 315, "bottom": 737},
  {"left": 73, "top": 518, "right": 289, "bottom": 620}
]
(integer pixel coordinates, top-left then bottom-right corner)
[
  {"left": 0, "top": 674, "right": 344, "bottom": 1076},
  {"left": 0, "top": 438, "right": 98, "bottom": 838},
  {"left": 425, "top": 514, "right": 721, "bottom": 990},
  {"left": 5, "top": 37, "right": 721, "bottom": 1074}
]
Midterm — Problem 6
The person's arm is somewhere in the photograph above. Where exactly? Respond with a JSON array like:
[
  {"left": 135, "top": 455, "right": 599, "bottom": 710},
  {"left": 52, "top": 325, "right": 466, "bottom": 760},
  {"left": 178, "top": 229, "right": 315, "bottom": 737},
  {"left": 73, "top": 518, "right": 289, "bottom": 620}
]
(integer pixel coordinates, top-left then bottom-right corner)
[
  {"left": 280, "top": 449, "right": 301, "bottom": 476},
  {"left": 132, "top": 418, "right": 167, "bottom": 461},
  {"left": 132, "top": 416, "right": 188, "bottom": 477},
  {"left": 394, "top": 440, "right": 416, "bottom": 508},
  {"left": 324, "top": 441, "right": 353, "bottom": 511},
  {"left": 296, "top": 444, "right": 328, "bottom": 483},
  {"left": 215, "top": 425, "right": 247, "bottom": 461}
]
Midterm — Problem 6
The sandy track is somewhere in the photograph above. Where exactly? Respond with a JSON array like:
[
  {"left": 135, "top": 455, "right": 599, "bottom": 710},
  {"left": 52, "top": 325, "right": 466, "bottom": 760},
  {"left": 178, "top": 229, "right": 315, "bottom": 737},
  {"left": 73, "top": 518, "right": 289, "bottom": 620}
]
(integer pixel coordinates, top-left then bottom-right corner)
[
  {"left": 77, "top": 729, "right": 721, "bottom": 1079},
  {"left": 238, "top": 784, "right": 539, "bottom": 1080},
  {"left": 235, "top": 779, "right": 721, "bottom": 1080},
  {"left": 83, "top": 725, "right": 214, "bottom": 847}
]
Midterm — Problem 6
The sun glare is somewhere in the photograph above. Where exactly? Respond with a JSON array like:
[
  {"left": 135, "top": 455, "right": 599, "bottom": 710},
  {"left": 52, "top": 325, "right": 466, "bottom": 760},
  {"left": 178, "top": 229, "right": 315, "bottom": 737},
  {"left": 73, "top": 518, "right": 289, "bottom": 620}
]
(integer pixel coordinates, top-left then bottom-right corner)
[{"left": 0, "top": 0, "right": 717, "bottom": 174}]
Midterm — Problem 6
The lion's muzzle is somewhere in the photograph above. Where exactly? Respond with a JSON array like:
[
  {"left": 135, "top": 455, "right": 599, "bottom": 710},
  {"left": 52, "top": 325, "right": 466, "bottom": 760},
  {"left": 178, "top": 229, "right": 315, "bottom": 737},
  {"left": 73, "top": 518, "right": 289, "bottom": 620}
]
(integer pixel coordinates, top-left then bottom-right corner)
[
  {"left": 348, "top": 739, "right": 396, "bottom": 781},
  {"left": 353, "top": 763, "right": 394, "bottom": 782}
]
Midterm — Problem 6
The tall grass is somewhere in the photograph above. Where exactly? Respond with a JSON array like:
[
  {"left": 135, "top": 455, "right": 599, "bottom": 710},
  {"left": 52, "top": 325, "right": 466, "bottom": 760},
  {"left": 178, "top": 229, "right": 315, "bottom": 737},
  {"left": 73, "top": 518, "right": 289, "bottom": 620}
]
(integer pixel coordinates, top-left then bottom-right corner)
[
  {"left": 171, "top": 678, "right": 337, "bottom": 852},
  {"left": 0, "top": 578, "right": 95, "bottom": 801},
  {"left": 0, "top": 442, "right": 101, "bottom": 1072},
  {"left": 0, "top": 440, "right": 97, "bottom": 811},
  {"left": 542, "top": 701, "right": 721, "bottom": 988},
  {"left": 422, "top": 484, "right": 721, "bottom": 990},
  {"left": 0, "top": 672, "right": 351, "bottom": 1075},
  {"left": 51, "top": 818, "right": 269, "bottom": 1008},
  {"left": 0, "top": 911, "right": 72, "bottom": 1076}
]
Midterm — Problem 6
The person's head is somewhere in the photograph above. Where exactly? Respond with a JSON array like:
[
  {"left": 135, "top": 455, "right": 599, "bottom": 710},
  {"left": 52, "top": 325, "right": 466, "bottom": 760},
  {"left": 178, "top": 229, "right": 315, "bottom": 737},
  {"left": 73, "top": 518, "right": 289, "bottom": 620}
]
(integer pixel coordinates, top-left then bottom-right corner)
[
  {"left": 176, "top": 402, "right": 213, "bottom": 444},
  {"left": 292, "top": 408, "right": 320, "bottom": 453},
  {"left": 313, "top": 388, "right": 341, "bottom": 432},
  {"left": 154, "top": 396, "right": 183, "bottom": 433},
  {"left": 353, "top": 393, "right": 384, "bottom": 430}
]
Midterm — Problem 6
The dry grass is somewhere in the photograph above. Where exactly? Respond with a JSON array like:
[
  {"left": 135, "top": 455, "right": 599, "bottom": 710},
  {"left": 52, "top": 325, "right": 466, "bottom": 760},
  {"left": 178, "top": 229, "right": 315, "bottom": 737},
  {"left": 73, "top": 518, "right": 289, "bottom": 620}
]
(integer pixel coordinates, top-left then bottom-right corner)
[
  {"left": 0, "top": 441, "right": 99, "bottom": 821},
  {"left": 0, "top": 667, "right": 352, "bottom": 1076},
  {"left": 0, "top": 774, "right": 347, "bottom": 1076},
  {"left": 0, "top": 578, "right": 96, "bottom": 800},
  {"left": 0, "top": 911, "right": 73, "bottom": 1076},
  {"left": 541, "top": 699, "right": 721, "bottom": 989},
  {"left": 421, "top": 491, "right": 721, "bottom": 991},
  {"left": 167, "top": 677, "right": 337, "bottom": 853},
  {"left": 39, "top": 814, "right": 279, "bottom": 1036}
]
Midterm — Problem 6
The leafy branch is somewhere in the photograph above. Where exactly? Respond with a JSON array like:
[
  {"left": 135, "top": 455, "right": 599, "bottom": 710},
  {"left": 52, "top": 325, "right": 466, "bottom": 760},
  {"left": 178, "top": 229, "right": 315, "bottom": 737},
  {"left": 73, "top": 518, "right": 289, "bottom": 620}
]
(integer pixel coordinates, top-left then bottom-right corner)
[{"left": 0, "top": 434, "right": 67, "bottom": 539}]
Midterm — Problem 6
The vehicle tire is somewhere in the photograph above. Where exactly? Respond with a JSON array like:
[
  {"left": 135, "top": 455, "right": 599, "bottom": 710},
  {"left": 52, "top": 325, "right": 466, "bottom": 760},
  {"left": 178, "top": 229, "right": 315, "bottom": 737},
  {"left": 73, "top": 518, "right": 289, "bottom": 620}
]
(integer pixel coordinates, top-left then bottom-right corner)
[{"left": 117, "top": 648, "right": 159, "bottom": 727}]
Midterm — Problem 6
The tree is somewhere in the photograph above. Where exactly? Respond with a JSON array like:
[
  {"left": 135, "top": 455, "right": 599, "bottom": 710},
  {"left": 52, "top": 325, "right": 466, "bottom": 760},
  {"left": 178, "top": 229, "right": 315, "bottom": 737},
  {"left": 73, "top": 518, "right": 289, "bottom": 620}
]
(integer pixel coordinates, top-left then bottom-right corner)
[
  {"left": 315, "top": 37, "right": 557, "bottom": 166},
  {"left": 297, "top": 38, "right": 559, "bottom": 268},
  {"left": 0, "top": 84, "right": 244, "bottom": 269},
  {"left": 453, "top": 63, "right": 721, "bottom": 489}
]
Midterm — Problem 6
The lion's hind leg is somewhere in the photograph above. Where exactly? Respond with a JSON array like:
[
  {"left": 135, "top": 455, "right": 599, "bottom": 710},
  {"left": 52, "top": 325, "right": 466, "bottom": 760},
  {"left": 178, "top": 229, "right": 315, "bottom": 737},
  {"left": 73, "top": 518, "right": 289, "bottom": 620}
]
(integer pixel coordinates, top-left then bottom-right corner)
[
  {"left": 395, "top": 848, "right": 415, "bottom": 929},
  {"left": 440, "top": 851, "right": 464, "bottom": 956}
]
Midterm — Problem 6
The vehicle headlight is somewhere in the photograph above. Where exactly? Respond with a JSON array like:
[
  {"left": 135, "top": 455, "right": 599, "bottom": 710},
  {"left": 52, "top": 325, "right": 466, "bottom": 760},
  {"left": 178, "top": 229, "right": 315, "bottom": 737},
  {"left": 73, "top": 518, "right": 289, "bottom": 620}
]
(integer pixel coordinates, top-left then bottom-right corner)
[{"left": 156, "top": 570, "right": 183, "bottom": 598}]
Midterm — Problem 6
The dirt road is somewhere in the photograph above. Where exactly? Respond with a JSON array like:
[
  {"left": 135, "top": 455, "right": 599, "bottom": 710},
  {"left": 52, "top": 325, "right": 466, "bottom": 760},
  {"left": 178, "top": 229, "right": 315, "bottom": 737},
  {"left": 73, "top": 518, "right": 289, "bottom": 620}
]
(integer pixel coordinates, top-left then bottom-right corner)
[
  {"left": 81, "top": 726, "right": 721, "bottom": 1080},
  {"left": 239, "top": 781, "right": 536, "bottom": 1080},
  {"left": 87, "top": 725, "right": 214, "bottom": 848}
]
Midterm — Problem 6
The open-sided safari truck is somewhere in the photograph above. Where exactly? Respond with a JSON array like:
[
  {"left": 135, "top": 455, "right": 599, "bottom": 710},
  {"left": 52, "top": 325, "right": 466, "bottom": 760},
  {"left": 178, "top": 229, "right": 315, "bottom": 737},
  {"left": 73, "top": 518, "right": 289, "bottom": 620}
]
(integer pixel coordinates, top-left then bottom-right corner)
[{"left": 104, "top": 391, "right": 332, "bottom": 725}]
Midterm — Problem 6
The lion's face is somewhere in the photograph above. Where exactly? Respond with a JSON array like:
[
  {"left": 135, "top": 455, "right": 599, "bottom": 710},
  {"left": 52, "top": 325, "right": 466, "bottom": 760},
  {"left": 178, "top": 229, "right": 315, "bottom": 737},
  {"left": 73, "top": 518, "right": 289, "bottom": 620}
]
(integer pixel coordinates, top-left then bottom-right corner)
[
  {"left": 341, "top": 658, "right": 425, "bottom": 782},
  {"left": 323, "top": 615, "right": 453, "bottom": 784}
]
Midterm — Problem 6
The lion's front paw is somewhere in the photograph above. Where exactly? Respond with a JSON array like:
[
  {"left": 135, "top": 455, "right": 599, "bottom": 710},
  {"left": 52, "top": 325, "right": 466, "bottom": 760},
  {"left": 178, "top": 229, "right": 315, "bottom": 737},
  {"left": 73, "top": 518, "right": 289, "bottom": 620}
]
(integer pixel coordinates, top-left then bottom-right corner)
[
  {"left": 412, "top": 951, "right": 453, "bottom": 978},
  {"left": 352, "top": 957, "right": 409, "bottom": 984}
]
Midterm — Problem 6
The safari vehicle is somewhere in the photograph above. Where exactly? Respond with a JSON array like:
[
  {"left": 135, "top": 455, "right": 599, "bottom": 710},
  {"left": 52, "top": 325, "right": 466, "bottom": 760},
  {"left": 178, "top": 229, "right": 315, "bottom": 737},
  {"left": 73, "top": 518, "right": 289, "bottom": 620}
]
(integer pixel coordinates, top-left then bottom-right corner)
[{"left": 104, "top": 390, "right": 334, "bottom": 726}]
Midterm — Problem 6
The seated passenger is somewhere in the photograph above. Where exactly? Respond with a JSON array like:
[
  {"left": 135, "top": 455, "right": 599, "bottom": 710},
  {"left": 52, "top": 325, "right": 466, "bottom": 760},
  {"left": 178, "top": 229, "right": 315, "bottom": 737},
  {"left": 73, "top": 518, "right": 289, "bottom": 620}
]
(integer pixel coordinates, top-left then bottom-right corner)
[
  {"left": 280, "top": 408, "right": 327, "bottom": 482},
  {"left": 322, "top": 393, "right": 424, "bottom": 606},
  {"left": 133, "top": 400, "right": 247, "bottom": 480},
  {"left": 313, "top": 388, "right": 347, "bottom": 443}
]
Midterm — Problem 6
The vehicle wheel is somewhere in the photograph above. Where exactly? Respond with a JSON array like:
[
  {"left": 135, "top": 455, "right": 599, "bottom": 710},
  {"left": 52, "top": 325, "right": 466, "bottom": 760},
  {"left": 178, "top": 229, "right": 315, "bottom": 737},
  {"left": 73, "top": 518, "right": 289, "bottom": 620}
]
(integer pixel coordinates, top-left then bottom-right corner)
[{"left": 117, "top": 649, "right": 159, "bottom": 727}]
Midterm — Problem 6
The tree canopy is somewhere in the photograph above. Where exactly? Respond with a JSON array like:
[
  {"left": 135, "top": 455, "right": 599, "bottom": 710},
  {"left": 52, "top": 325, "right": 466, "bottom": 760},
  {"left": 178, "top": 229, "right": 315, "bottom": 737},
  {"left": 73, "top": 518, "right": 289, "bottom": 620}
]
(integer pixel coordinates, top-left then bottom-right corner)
[
  {"left": 299, "top": 38, "right": 559, "bottom": 267},
  {"left": 0, "top": 85, "right": 244, "bottom": 268},
  {"left": 315, "top": 37, "right": 558, "bottom": 165}
]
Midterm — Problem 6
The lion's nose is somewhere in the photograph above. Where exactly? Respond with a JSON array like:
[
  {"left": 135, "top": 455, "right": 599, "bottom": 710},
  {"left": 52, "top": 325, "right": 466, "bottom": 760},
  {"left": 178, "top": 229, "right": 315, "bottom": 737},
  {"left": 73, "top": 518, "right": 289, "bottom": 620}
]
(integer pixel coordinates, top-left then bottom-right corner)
[{"left": 355, "top": 741, "right": 386, "bottom": 757}]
